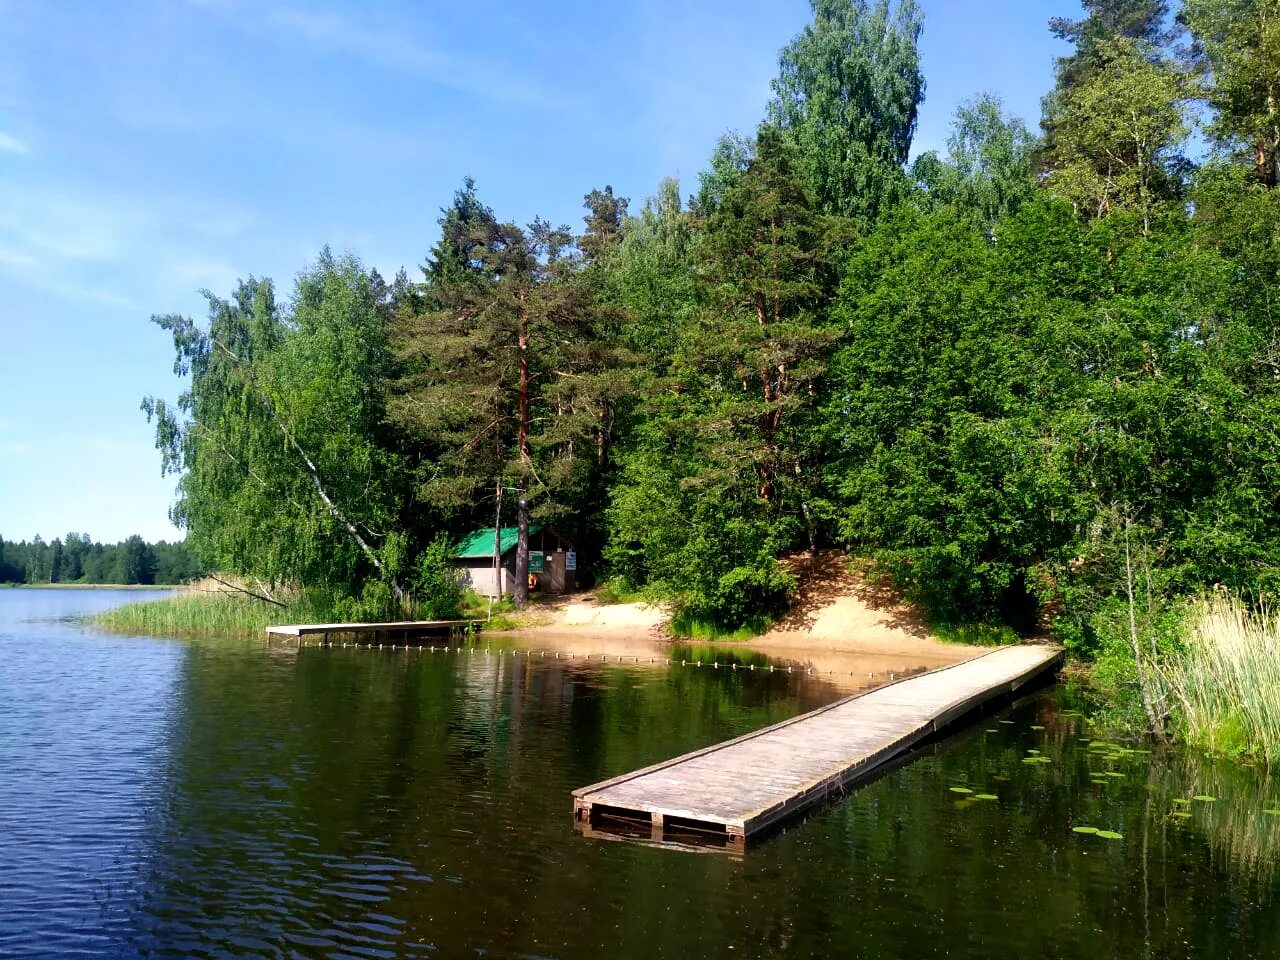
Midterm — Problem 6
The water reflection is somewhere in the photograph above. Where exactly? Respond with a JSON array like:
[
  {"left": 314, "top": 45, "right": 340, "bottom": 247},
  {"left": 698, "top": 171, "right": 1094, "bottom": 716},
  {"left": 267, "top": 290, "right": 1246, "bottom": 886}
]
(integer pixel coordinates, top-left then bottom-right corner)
[{"left": 3, "top": 590, "right": 1280, "bottom": 959}]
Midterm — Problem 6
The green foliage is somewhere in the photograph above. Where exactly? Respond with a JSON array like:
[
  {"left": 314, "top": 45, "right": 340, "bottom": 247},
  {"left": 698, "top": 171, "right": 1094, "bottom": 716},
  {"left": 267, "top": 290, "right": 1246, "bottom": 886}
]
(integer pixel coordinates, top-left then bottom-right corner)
[
  {"left": 1041, "top": 36, "right": 1191, "bottom": 229},
  {"left": 132, "top": 0, "right": 1280, "bottom": 666},
  {"left": 932, "top": 622, "right": 1023, "bottom": 647},
  {"left": 333, "top": 579, "right": 400, "bottom": 624},
  {"left": 413, "top": 536, "right": 464, "bottom": 620},
  {"left": 912, "top": 94, "right": 1039, "bottom": 228},
  {"left": 594, "top": 577, "right": 646, "bottom": 605},
  {"left": 605, "top": 416, "right": 796, "bottom": 630},
  {"left": 668, "top": 614, "right": 772, "bottom": 641},
  {"left": 828, "top": 201, "right": 1081, "bottom": 627},
  {"left": 1041, "top": 0, "right": 1171, "bottom": 156},
  {"left": 769, "top": 0, "right": 925, "bottom": 221},
  {"left": 597, "top": 177, "right": 698, "bottom": 374},
  {"left": 147, "top": 251, "right": 409, "bottom": 597},
  {"left": 1159, "top": 596, "right": 1280, "bottom": 764},
  {"left": 94, "top": 589, "right": 340, "bottom": 638},
  {"left": 1182, "top": 0, "right": 1280, "bottom": 186}
]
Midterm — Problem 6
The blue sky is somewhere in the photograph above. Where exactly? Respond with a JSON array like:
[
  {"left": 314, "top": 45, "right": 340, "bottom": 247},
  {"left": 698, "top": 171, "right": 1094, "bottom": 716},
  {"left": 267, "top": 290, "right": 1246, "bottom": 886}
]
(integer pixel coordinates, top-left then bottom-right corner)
[{"left": 0, "top": 0, "right": 1078, "bottom": 543}]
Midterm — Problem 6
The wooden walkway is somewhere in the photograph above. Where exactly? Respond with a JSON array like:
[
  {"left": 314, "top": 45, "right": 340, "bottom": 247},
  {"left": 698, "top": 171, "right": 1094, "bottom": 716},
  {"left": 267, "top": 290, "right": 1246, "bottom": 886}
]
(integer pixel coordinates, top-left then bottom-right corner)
[
  {"left": 573, "top": 644, "right": 1061, "bottom": 848},
  {"left": 265, "top": 619, "right": 481, "bottom": 644}
]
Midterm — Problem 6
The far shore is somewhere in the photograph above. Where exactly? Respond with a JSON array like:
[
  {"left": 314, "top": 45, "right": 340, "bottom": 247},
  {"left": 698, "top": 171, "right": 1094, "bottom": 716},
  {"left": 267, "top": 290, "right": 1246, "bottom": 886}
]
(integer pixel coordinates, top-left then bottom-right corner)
[{"left": 1, "top": 582, "right": 180, "bottom": 590}]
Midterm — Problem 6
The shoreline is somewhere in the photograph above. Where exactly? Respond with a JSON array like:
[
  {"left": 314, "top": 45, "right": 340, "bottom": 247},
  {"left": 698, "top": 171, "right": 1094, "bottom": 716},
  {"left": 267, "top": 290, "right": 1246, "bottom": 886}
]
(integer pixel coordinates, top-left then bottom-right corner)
[{"left": 1, "top": 582, "right": 181, "bottom": 591}]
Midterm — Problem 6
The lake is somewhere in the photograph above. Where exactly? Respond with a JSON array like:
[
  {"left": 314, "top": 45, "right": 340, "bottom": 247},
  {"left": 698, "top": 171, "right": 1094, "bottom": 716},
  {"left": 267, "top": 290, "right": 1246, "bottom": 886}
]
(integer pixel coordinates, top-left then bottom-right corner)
[{"left": 2, "top": 589, "right": 1279, "bottom": 958}]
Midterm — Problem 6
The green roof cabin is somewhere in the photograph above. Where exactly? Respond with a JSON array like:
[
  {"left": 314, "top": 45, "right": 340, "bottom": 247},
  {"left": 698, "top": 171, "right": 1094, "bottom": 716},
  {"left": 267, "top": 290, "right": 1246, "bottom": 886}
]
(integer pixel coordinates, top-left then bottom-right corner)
[{"left": 452, "top": 525, "right": 577, "bottom": 597}]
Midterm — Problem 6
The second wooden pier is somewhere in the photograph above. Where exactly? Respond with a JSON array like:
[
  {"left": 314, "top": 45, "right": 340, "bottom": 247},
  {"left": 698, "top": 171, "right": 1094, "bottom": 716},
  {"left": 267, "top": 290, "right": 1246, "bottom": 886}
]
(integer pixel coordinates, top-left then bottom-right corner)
[
  {"left": 266, "top": 619, "right": 481, "bottom": 644},
  {"left": 573, "top": 644, "right": 1061, "bottom": 848}
]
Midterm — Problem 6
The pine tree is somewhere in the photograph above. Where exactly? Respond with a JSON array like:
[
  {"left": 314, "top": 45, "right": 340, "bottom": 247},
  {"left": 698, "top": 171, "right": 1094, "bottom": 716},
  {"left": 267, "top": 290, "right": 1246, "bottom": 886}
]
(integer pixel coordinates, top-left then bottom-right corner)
[
  {"left": 1037, "top": 0, "right": 1190, "bottom": 227},
  {"left": 423, "top": 177, "right": 498, "bottom": 292},
  {"left": 1183, "top": 0, "right": 1280, "bottom": 186},
  {"left": 1037, "top": 10, "right": 1191, "bottom": 231},
  {"left": 580, "top": 185, "right": 628, "bottom": 261},
  {"left": 393, "top": 197, "right": 624, "bottom": 606}
]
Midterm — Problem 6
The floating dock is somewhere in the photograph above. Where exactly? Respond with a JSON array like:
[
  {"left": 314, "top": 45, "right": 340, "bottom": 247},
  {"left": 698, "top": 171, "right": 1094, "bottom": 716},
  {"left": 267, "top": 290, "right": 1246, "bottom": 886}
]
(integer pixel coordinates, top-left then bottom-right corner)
[
  {"left": 266, "top": 619, "right": 481, "bottom": 644},
  {"left": 573, "top": 644, "right": 1061, "bottom": 848}
]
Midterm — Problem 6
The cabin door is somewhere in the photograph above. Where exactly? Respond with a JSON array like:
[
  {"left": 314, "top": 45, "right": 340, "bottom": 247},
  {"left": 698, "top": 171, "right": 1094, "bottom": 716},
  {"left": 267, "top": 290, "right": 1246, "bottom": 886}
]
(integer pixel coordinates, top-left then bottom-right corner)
[{"left": 546, "top": 551, "right": 566, "bottom": 593}]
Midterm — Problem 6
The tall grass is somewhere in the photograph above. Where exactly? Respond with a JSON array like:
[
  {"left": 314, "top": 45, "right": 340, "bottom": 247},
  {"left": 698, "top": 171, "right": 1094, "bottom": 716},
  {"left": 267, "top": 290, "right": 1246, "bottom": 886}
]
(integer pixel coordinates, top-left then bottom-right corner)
[
  {"left": 932, "top": 621, "right": 1022, "bottom": 647},
  {"left": 1159, "top": 596, "right": 1280, "bottom": 765},
  {"left": 668, "top": 612, "right": 771, "bottom": 641},
  {"left": 95, "top": 591, "right": 345, "bottom": 639}
]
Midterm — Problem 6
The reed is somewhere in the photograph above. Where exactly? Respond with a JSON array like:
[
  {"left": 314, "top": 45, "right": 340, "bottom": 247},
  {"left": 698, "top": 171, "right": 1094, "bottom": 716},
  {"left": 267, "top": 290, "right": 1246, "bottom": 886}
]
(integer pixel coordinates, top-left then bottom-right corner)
[
  {"left": 669, "top": 613, "right": 770, "bottom": 641},
  {"left": 1158, "top": 596, "right": 1280, "bottom": 765},
  {"left": 94, "top": 590, "right": 341, "bottom": 639}
]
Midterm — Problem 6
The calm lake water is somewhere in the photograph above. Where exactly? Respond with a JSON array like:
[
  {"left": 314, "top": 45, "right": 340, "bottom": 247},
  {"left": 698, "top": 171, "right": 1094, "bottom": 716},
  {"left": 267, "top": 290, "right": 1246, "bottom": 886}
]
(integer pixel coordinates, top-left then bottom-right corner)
[{"left": 2, "top": 589, "right": 1280, "bottom": 958}]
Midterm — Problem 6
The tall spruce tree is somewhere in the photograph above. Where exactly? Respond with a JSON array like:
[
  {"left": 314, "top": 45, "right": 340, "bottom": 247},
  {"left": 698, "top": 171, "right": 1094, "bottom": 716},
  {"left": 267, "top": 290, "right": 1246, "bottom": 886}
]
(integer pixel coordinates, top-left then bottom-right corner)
[{"left": 424, "top": 177, "right": 499, "bottom": 292}]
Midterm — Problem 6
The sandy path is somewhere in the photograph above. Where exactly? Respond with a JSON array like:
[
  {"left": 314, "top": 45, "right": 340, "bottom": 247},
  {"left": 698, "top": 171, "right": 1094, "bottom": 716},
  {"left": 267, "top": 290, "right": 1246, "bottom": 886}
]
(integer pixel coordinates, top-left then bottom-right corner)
[{"left": 519, "top": 551, "right": 984, "bottom": 671}]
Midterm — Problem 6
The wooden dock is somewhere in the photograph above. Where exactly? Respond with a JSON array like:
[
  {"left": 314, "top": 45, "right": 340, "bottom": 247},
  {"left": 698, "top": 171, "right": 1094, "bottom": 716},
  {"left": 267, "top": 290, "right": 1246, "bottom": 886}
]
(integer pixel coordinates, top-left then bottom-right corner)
[
  {"left": 265, "top": 619, "right": 481, "bottom": 644},
  {"left": 573, "top": 644, "right": 1061, "bottom": 848}
]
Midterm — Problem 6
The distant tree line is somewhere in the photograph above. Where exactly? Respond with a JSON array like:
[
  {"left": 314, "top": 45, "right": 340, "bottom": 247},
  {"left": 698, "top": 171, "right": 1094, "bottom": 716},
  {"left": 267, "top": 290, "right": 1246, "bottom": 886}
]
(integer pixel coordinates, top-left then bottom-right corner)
[
  {"left": 144, "top": 0, "right": 1280, "bottom": 651},
  {"left": 0, "top": 534, "right": 203, "bottom": 585}
]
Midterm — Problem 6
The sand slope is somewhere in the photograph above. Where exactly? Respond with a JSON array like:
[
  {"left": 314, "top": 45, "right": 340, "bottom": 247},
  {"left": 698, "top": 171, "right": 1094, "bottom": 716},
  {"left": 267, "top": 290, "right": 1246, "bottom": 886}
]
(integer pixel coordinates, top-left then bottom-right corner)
[{"left": 534, "top": 551, "right": 981, "bottom": 664}]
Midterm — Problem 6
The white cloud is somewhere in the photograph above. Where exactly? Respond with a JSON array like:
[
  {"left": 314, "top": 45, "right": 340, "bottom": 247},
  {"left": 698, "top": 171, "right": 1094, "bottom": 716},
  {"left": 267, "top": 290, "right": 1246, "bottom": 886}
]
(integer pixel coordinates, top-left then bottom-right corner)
[
  {"left": 0, "top": 132, "right": 29, "bottom": 155},
  {"left": 0, "top": 175, "right": 255, "bottom": 311}
]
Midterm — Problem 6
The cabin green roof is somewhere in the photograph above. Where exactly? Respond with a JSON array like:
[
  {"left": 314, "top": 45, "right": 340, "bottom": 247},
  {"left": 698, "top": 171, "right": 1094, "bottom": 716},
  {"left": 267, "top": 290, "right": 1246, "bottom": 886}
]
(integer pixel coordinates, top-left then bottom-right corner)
[{"left": 454, "top": 525, "right": 544, "bottom": 559}]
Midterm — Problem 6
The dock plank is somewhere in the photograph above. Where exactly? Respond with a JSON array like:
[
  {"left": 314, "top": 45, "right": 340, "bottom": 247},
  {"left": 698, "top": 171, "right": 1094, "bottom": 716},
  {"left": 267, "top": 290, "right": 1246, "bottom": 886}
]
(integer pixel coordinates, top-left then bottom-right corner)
[
  {"left": 573, "top": 645, "right": 1061, "bottom": 845},
  {"left": 265, "top": 619, "right": 480, "bottom": 641}
]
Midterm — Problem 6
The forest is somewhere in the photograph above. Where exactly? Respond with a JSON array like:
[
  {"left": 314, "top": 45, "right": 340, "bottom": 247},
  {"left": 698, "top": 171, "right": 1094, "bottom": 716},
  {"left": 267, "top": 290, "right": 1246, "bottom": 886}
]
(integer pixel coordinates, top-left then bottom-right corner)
[
  {"left": 0, "top": 533, "right": 203, "bottom": 585},
  {"left": 145, "top": 0, "right": 1280, "bottom": 733}
]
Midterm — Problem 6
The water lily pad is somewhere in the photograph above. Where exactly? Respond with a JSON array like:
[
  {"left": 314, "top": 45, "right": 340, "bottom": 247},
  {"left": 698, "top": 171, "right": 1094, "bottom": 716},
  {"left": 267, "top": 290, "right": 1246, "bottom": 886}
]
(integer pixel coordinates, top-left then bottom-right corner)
[
  {"left": 998, "top": 720, "right": 1015, "bottom": 725},
  {"left": 1027, "top": 749, "right": 1041, "bottom": 755},
  {"left": 985, "top": 728, "right": 998, "bottom": 733},
  {"left": 1105, "top": 771, "right": 1125, "bottom": 778},
  {"left": 1171, "top": 811, "right": 1192, "bottom": 819},
  {"left": 1030, "top": 724, "right": 1045, "bottom": 730},
  {"left": 1193, "top": 795, "right": 1217, "bottom": 803},
  {"left": 975, "top": 793, "right": 998, "bottom": 801},
  {"left": 1091, "top": 779, "right": 1108, "bottom": 785},
  {"left": 1096, "top": 830, "right": 1123, "bottom": 840},
  {"left": 1072, "top": 826, "right": 1098, "bottom": 834},
  {"left": 949, "top": 786, "right": 974, "bottom": 794},
  {"left": 1263, "top": 809, "right": 1280, "bottom": 817},
  {"left": 1171, "top": 798, "right": 1192, "bottom": 805}
]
